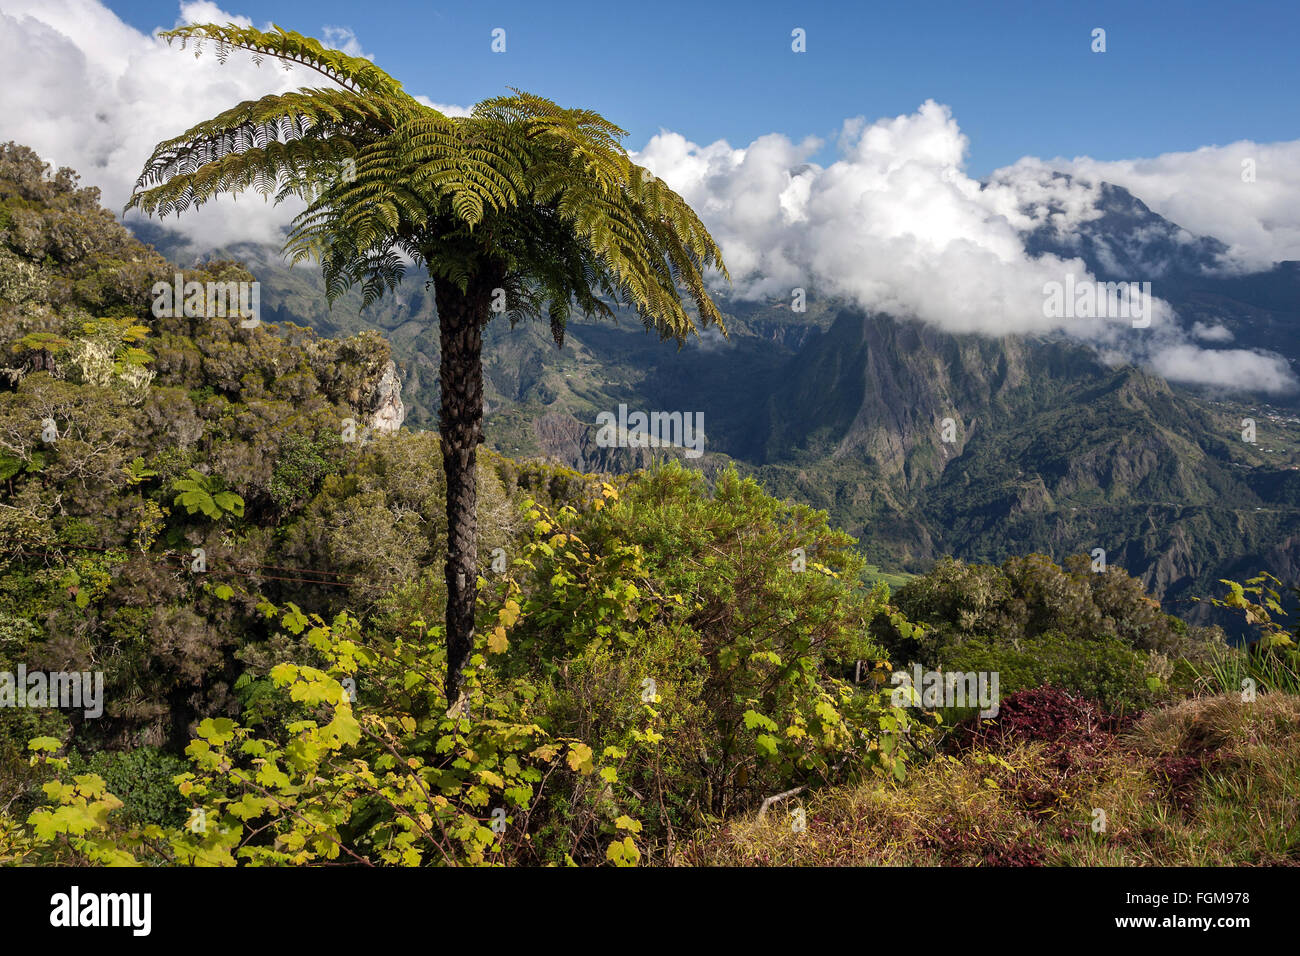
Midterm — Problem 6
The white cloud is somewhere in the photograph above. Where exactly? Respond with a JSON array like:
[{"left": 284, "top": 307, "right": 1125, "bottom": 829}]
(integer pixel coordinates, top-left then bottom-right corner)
[
  {"left": 320, "top": 25, "right": 365, "bottom": 58},
  {"left": 636, "top": 103, "right": 1110, "bottom": 338},
  {"left": 1148, "top": 344, "right": 1296, "bottom": 393},
  {"left": 633, "top": 102, "right": 1298, "bottom": 393},
  {"left": 1, "top": 0, "right": 307, "bottom": 251},
  {"left": 0, "top": 0, "right": 472, "bottom": 255},
  {"left": 1190, "top": 321, "right": 1234, "bottom": 343},
  {"left": 413, "top": 95, "right": 472, "bottom": 118},
  {"left": 1040, "top": 142, "right": 1300, "bottom": 272}
]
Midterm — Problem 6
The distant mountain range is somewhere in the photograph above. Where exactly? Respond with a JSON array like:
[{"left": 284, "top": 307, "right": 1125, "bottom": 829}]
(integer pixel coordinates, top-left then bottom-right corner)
[{"left": 129, "top": 177, "right": 1300, "bottom": 635}]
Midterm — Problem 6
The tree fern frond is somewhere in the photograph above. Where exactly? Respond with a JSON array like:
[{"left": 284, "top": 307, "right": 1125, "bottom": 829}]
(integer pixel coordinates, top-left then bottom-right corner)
[
  {"left": 160, "top": 23, "right": 414, "bottom": 99},
  {"left": 128, "top": 28, "right": 730, "bottom": 346}
]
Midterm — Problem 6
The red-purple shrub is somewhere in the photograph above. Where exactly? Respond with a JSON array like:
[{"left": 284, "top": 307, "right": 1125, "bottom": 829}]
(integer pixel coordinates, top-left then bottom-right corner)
[{"left": 955, "top": 686, "right": 1131, "bottom": 753}]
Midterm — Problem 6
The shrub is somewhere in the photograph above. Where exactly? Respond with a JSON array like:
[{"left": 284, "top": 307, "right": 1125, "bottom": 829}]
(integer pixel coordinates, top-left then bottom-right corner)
[
  {"left": 940, "top": 630, "right": 1161, "bottom": 711},
  {"left": 67, "top": 747, "right": 190, "bottom": 827},
  {"left": 879, "top": 555, "right": 1225, "bottom": 706}
]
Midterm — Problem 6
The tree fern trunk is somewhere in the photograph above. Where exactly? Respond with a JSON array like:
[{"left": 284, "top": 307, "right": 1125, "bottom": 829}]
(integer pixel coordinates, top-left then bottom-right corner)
[{"left": 433, "top": 273, "right": 495, "bottom": 703}]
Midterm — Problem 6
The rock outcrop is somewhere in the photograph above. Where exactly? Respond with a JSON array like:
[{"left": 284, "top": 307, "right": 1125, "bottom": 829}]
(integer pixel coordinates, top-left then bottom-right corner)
[{"left": 367, "top": 360, "right": 405, "bottom": 434}]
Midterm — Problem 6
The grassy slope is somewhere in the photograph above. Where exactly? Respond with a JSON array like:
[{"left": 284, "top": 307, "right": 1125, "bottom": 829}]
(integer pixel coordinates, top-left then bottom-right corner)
[{"left": 686, "top": 691, "right": 1300, "bottom": 866}]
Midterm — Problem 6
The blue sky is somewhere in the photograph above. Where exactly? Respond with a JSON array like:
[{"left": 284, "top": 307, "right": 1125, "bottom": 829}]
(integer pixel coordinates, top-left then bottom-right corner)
[{"left": 105, "top": 0, "right": 1299, "bottom": 175}]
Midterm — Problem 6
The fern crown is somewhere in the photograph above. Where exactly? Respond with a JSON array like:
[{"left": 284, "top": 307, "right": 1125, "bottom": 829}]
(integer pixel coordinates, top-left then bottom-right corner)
[{"left": 128, "top": 23, "right": 730, "bottom": 344}]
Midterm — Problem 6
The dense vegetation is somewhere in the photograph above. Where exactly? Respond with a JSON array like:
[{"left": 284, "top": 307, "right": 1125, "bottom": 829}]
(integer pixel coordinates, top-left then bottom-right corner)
[
  {"left": 877, "top": 553, "right": 1226, "bottom": 711},
  {"left": 1, "top": 144, "right": 1295, "bottom": 866}
]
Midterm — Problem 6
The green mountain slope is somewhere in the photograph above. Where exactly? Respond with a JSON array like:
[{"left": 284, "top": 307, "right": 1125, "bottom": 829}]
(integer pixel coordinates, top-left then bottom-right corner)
[{"left": 126, "top": 182, "right": 1300, "bottom": 637}]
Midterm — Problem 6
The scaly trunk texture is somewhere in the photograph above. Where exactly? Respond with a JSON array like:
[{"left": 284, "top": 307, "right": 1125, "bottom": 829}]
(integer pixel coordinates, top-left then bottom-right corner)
[{"left": 433, "top": 271, "right": 497, "bottom": 703}]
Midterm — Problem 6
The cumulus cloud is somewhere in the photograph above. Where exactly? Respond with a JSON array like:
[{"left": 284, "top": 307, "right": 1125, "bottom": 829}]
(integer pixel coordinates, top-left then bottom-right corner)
[
  {"left": 636, "top": 102, "right": 1125, "bottom": 338},
  {"left": 0, "top": 0, "right": 472, "bottom": 256},
  {"left": 413, "top": 95, "right": 472, "bottom": 118},
  {"left": 633, "top": 102, "right": 1297, "bottom": 393},
  {"left": 1, "top": 0, "right": 308, "bottom": 251},
  {"left": 1190, "top": 321, "right": 1234, "bottom": 343}
]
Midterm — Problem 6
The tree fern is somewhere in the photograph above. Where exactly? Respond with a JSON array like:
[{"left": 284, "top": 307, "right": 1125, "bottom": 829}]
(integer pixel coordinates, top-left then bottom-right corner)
[{"left": 127, "top": 22, "right": 731, "bottom": 700}]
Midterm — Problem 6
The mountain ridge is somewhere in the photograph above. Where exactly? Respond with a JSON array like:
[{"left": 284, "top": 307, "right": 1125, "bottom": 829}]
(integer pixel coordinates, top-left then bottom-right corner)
[{"left": 122, "top": 176, "right": 1300, "bottom": 634}]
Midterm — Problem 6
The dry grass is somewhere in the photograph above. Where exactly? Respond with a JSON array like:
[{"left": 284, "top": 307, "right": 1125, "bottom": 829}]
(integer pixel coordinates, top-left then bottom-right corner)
[{"left": 682, "top": 693, "right": 1300, "bottom": 866}]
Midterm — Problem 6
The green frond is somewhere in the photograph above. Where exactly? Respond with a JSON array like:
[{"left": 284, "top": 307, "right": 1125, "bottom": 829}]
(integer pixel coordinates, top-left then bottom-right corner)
[
  {"left": 128, "top": 26, "right": 730, "bottom": 343},
  {"left": 160, "top": 23, "right": 412, "bottom": 98},
  {"left": 126, "top": 89, "right": 406, "bottom": 217}
]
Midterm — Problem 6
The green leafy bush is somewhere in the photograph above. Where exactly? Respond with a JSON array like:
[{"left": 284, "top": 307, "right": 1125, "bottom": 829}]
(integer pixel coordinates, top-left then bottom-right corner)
[
  {"left": 939, "top": 631, "right": 1159, "bottom": 711},
  {"left": 482, "top": 464, "right": 935, "bottom": 853},
  {"left": 67, "top": 747, "right": 190, "bottom": 827},
  {"left": 878, "top": 554, "right": 1225, "bottom": 708}
]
